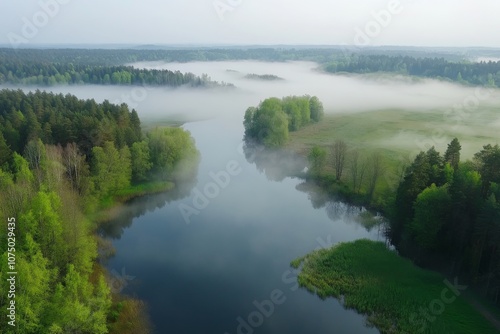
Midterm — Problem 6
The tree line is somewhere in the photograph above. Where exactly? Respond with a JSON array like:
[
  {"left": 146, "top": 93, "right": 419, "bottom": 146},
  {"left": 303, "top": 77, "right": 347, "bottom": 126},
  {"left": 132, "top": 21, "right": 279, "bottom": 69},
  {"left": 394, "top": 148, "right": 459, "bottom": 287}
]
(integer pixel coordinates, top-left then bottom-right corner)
[
  {"left": 0, "top": 48, "right": 471, "bottom": 67},
  {"left": 2, "top": 48, "right": 498, "bottom": 88},
  {"left": 388, "top": 139, "right": 500, "bottom": 303},
  {"left": 325, "top": 55, "right": 500, "bottom": 87},
  {"left": 0, "top": 89, "right": 199, "bottom": 333},
  {"left": 0, "top": 60, "right": 232, "bottom": 88},
  {"left": 243, "top": 95, "right": 324, "bottom": 147},
  {"left": 308, "top": 140, "right": 385, "bottom": 204}
]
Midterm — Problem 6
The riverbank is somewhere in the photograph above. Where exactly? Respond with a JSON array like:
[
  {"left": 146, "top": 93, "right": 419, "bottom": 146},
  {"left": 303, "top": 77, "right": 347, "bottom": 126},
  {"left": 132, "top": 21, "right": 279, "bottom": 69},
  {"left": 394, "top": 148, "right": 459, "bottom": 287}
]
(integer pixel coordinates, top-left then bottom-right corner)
[
  {"left": 91, "top": 181, "right": 175, "bottom": 224},
  {"left": 291, "top": 239, "right": 499, "bottom": 334},
  {"left": 91, "top": 180, "right": 175, "bottom": 334}
]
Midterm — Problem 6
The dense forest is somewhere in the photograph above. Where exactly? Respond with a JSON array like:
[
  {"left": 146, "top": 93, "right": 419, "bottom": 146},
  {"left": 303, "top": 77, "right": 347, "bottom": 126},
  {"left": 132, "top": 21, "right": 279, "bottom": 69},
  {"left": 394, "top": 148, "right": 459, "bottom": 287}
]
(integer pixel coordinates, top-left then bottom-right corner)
[
  {"left": 324, "top": 55, "right": 500, "bottom": 87},
  {"left": 0, "top": 89, "right": 199, "bottom": 333},
  {"left": 0, "top": 47, "right": 477, "bottom": 67},
  {"left": 0, "top": 59, "right": 232, "bottom": 87},
  {"left": 388, "top": 139, "right": 500, "bottom": 303},
  {"left": 244, "top": 95, "right": 324, "bottom": 147}
]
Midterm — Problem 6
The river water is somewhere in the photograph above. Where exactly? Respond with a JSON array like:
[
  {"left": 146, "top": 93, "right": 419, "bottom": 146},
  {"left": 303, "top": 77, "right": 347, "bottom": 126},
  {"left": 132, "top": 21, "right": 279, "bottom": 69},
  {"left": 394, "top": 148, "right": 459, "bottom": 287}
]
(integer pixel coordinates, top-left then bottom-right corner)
[{"left": 102, "top": 115, "right": 384, "bottom": 334}]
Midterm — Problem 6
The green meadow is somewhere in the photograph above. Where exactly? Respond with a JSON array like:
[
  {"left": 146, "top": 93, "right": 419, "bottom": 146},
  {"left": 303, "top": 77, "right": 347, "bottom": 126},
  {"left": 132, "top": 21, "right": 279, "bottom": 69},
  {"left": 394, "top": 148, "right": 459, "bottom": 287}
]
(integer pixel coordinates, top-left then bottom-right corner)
[{"left": 288, "top": 107, "right": 500, "bottom": 163}]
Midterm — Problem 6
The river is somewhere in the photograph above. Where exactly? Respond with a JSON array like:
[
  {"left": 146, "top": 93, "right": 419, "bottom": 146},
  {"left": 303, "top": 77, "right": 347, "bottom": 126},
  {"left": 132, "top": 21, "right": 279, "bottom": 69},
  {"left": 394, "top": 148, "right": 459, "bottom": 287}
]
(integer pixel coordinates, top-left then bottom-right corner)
[{"left": 101, "top": 115, "right": 384, "bottom": 334}]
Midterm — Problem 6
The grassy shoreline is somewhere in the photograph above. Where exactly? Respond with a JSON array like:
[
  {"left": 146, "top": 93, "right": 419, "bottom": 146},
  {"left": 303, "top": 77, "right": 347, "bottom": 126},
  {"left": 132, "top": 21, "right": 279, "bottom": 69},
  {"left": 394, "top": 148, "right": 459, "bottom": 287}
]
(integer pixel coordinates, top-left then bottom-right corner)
[
  {"left": 91, "top": 180, "right": 175, "bottom": 224},
  {"left": 292, "top": 240, "right": 499, "bottom": 334}
]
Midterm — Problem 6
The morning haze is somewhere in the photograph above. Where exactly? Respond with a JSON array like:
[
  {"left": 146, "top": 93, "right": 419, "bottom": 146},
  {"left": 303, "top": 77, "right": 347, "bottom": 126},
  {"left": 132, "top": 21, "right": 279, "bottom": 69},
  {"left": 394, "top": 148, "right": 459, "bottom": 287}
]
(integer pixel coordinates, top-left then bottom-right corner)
[{"left": 1, "top": 0, "right": 500, "bottom": 47}]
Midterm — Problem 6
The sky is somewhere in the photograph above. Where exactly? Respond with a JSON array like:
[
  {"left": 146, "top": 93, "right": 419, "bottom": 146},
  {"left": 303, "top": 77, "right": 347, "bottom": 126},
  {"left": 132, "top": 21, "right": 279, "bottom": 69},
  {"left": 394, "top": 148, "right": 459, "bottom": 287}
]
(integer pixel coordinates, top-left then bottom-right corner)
[{"left": 0, "top": 0, "right": 499, "bottom": 48}]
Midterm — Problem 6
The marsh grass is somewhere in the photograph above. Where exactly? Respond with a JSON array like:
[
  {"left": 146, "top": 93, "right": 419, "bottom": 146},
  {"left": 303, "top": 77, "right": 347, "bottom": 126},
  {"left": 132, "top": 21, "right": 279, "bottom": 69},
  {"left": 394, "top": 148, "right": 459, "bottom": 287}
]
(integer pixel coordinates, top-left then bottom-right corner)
[{"left": 292, "top": 239, "right": 498, "bottom": 334}]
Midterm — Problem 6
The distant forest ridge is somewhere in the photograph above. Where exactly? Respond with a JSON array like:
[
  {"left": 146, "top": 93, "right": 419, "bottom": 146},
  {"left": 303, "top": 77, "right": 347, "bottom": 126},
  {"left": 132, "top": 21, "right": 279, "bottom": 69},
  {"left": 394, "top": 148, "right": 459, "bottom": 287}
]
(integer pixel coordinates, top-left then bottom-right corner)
[{"left": 0, "top": 48, "right": 499, "bottom": 87}]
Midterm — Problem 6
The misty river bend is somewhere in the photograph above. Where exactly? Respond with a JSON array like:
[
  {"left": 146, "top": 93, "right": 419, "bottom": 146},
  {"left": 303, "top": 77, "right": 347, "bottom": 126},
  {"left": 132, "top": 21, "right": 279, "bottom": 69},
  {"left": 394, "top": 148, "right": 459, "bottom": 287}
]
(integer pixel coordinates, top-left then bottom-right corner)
[{"left": 5, "top": 60, "right": 487, "bottom": 334}]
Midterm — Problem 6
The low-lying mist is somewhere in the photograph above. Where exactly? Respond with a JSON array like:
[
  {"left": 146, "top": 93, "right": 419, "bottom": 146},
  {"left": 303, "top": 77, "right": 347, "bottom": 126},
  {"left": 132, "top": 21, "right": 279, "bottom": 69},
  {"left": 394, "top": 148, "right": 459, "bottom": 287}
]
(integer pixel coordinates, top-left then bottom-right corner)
[{"left": 2, "top": 61, "right": 499, "bottom": 124}]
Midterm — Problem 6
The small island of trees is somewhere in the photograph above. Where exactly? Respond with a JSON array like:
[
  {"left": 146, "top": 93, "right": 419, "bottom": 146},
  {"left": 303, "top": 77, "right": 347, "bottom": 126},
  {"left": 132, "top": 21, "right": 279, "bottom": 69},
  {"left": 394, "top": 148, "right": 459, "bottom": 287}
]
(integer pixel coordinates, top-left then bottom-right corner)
[
  {"left": 243, "top": 95, "right": 324, "bottom": 147},
  {"left": 244, "top": 73, "right": 284, "bottom": 81}
]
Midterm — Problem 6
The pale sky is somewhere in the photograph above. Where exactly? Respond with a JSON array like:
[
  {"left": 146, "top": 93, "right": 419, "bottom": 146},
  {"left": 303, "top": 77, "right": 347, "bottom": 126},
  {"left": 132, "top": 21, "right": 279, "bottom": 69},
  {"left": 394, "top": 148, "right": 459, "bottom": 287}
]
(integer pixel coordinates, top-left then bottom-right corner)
[{"left": 0, "top": 0, "right": 499, "bottom": 47}]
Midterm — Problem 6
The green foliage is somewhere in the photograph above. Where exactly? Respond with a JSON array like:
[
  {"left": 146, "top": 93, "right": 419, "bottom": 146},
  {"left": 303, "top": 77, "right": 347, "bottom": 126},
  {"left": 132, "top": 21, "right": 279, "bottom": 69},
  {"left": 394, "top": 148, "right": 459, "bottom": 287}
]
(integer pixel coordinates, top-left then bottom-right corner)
[
  {"left": 147, "top": 127, "right": 199, "bottom": 180},
  {"left": 324, "top": 54, "right": 500, "bottom": 87},
  {"left": 1, "top": 238, "right": 53, "bottom": 334},
  {"left": 308, "top": 146, "right": 327, "bottom": 176},
  {"left": 244, "top": 95, "right": 323, "bottom": 147},
  {"left": 410, "top": 184, "right": 451, "bottom": 251},
  {"left": 0, "top": 89, "right": 143, "bottom": 158},
  {"left": 444, "top": 138, "right": 461, "bottom": 170},
  {"left": 0, "top": 89, "right": 199, "bottom": 333},
  {"left": 474, "top": 144, "right": 500, "bottom": 197},
  {"left": 309, "top": 96, "right": 324, "bottom": 122},
  {"left": 387, "top": 139, "right": 500, "bottom": 304},
  {"left": 0, "top": 131, "right": 12, "bottom": 169},
  {"left": 131, "top": 141, "right": 152, "bottom": 182},
  {"left": 44, "top": 265, "right": 110, "bottom": 334},
  {"left": 92, "top": 142, "right": 131, "bottom": 197},
  {"left": 21, "top": 191, "right": 64, "bottom": 266},
  {"left": 293, "top": 239, "right": 498, "bottom": 334},
  {"left": 0, "top": 53, "right": 232, "bottom": 88}
]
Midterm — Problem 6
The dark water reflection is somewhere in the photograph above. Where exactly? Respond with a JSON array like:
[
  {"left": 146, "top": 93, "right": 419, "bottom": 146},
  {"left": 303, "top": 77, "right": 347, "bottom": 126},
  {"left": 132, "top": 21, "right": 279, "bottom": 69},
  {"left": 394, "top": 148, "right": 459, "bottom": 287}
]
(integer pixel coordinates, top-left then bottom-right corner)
[
  {"left": 105, "top": 119, "right": 382, "bottom": 334},
  {"left": 99, "top": 178, "right": 197, "bottom": 239}
]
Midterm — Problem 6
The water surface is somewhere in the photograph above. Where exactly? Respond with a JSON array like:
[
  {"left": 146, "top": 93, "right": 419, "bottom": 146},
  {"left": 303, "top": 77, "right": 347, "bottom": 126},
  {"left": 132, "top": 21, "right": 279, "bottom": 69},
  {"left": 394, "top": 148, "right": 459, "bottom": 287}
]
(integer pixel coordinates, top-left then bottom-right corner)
[{"left": 103, "top": 117, "right": 384, "bottom": 334}]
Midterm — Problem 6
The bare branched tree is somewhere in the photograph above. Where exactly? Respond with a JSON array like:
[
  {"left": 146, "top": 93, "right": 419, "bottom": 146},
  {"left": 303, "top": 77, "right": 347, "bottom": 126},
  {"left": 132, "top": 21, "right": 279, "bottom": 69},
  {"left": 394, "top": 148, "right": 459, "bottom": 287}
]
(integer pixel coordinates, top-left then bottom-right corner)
[
  {"left": 349, "top": 149, "right": 368, "bottom": 193},
  {"left": 368, "top": 152, "right": 384, "bottom": 199},
  {"left": 332, "top": 140, "right": 347, "bottom": 181}
]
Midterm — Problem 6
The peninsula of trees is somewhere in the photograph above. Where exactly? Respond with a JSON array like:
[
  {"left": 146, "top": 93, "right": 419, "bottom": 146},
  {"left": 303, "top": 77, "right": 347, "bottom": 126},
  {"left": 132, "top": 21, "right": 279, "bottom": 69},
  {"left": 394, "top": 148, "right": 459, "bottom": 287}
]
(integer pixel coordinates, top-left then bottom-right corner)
[
  {"left": 244, "top": 73, "right": 284, "bottom": 81},
  {"left": 0, "top": 62, "right": 233, "bottom": 88}
]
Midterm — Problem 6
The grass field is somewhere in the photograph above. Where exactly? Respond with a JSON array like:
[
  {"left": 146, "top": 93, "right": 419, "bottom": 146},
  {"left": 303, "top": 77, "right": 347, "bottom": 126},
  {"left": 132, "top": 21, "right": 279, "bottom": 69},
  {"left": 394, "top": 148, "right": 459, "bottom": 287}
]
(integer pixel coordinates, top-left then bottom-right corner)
[
  {"left": 289, "top": 107, "right": 500, "bottom": 164},
  {"left": 292, "top": 240, "right": 499, "bottom": 334}
]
